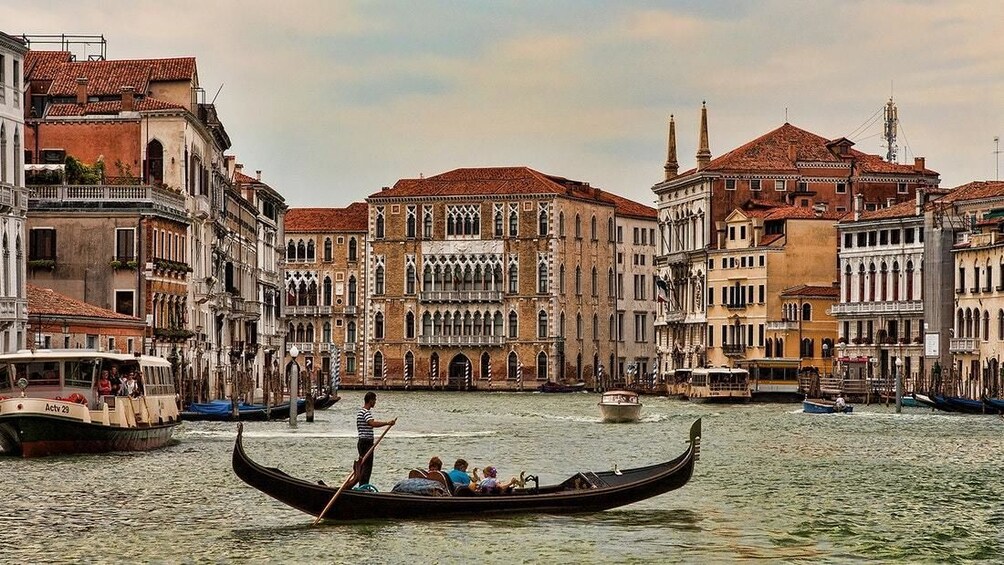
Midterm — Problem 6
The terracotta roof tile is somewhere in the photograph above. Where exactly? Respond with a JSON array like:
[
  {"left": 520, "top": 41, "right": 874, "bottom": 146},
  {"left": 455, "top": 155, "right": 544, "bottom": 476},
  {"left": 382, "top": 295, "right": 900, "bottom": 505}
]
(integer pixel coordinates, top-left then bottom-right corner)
[
  {"left": 935, "top": 181, "right": 1004, "bottom": 204},
  {"left": 370, "top": 167, "right": 612, "bottom": 206},
  {"left": 780, "top": 284, "right": 839, "bottom": 298},
  {"left": 596, "top": 191, "right": 656, "bottom": 220},
  {"left": 845, "top": 199, "right": 919, "bottom": 222},
  {"left": 286, "top": 202, "right": 369, "bottom": 232},
  {"left": 24, "top": 50, "right": 72, "bottom": 81},
  {"left": 27, "top": 284, "right": 142, "bottom": 321},
  {"left": 43, "top": 57, "right": 196, "bottom": 97},
  {"left": 45, "top": 97, "right": 182, "bottom": 116},
  {"left": 759, "top": 233, "right": 785, "bottom": 246},
  {"left": 762, "top": 205, "right": 846, "bottom": 221},
  {"left": 699, "top": 123, "right": 937, "bottom": 176}
]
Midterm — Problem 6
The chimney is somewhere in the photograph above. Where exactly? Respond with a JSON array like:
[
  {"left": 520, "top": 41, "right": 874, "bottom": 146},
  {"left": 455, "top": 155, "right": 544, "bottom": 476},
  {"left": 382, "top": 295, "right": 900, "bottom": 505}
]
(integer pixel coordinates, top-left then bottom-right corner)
[
  {"left": 120, "top": 86, "right": 135, "bottom": 112},
  {"left": 696, "top": 101, "right": 711, "bottom": 171},
  {"left": 886, "top": 197, "right": 896, "bottom": 208},
  {"left": 593, "top": 187, "right": 602, "bottom": 200},
  {"left": 76, "top": 77, "right": 88, "bottom": 105},
  {"left": 256, "top": 170, "right": 261, "bottom": 181},
  {"left": 664, "top": 114, "right": 679, "bottom": 180},
  {"left": 915, "top": 187, "right": 925, "bottom": 216},
  {"left": 913, "top": 157, "right": 926, "bottom": 172},
  {"left": 787, "top": 141, "right": 797, "bottom": 163},
  {"left": 853, "top": 193, "right": 863, "bottom": 221}
]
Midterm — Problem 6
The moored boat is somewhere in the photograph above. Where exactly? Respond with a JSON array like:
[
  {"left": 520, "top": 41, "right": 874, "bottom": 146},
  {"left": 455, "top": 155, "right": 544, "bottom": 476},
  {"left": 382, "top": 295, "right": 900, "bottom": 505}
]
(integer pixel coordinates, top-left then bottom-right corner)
[
  {"left": 912, "top": 392, "right": 938, "bottom": 409},
  {"left": 232, "top": 418, "right": 702, "bottom": 521},
  {"left": 598, "top": 390, "right": 642, "bottom": 423},
  {"left": 537, "top": 381, "right": 587, "bottom": 393},
  {"left": 688, "top": 368, "right": 751, "bottom": 403},
  {"left": 803, "top": 398, "right": 853, "bottom": 414},
  {"left": 982, "top": 395, "right": 1004, "bottom": 412},
  {"left": 181, "top": 394, "right": 337, "bottom": 422},
  {"left": 0, "top": 350, "right": 180, "bottom": 457}
]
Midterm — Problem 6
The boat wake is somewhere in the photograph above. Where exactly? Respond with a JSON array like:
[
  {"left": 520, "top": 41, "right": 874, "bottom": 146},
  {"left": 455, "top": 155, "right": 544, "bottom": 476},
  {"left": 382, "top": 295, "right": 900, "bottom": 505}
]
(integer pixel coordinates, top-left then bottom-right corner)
[{"left": 183, "top": 428, "right": 498, "bottom": 440}]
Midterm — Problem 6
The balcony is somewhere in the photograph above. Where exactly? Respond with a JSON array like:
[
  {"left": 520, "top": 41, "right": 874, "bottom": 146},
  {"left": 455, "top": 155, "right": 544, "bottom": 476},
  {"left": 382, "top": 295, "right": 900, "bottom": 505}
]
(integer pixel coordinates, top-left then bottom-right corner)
[
  {"left": 765, "top": 320, "right": 798, "bottom": 332},
  {"left": 29, "top": 184, "right": 187, "bottom": 218},
  {"left": 0, "top": 183, "right": 16, "bottom": 211},
  {"left": 418, "top": 334, "right": 506, "bottom": 347},
  {"left": 344, "top": 305, "right": 357, "bottom": 316},
  {"left": 244, "top": 300, "right": 261, "bottom": 319},
  {"left": 318, "top": 343, "right": 331, "bottom": 352},
  {"left": 949, "top": 338, "right": 979, "bottom": 354},
  {"left": 828, "top": 300, "right": 924, "bottom": 316},
  {"left": 662, "top": 310, "right": 686, "bottom": 323},
  {"left": 722, "top": 344, "right": 747, "bottom": 357},
  {"left": 289, "top": 342, "right": 314, "bottom": 353},
  {"left": 419, "top": 290, "right": 503, "bottom": 303},
  {"left": 725, "top": 302, "right": 748, "bottom": 311},
  {"left": 191, "top": 194, "right": 212, "bottom": 220},
  {"left": 0, "top": 297, "right": 27, "bottom": 322},
  {"left": 343, "top": 342, "right": 356, "bottom": 353},
  {"left": 288, "top": 305, "right": 320, "bottom": 316}
]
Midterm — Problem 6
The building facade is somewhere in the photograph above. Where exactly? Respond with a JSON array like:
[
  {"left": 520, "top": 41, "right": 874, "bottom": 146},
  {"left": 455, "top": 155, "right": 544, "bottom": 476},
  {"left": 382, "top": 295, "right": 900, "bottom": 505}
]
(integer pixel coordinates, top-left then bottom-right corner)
[
  {"left": 26, "top": 284, "right": 145, "bottom": 353},
  {"left": 652, "top": 104, "right": 940, "bottom": 378},
  {"left": 0, "top": 32, "right": 28, "bottom": 352},
  {"left": 283, "top": 202, "right": 368, "bottom": 392},
  {"left": 365, "top": 167, "right": 619, "bottom": 390}
]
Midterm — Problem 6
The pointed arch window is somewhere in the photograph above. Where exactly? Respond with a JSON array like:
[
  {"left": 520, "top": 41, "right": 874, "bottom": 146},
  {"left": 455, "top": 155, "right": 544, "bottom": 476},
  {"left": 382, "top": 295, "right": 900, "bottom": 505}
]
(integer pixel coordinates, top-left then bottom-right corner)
[
  {"left": 537, "top": 352, "right": 548, "bottom": 382},
  {"left": 323, "top": 238, "right": 332, "bottom": 261},
  {"left": 591, "top": 266, "right": 597, "bottom": 296},
  {"left": 576, "top": 313, "right": 583, "bottom": 340},
  {"left": 306, "top": 240, "right": 315, "bottom": 262},
  {"left": 575, "top": 266, "right": 582, "bottom": 295},
  {"left": 538, "top": 205, "right": 548, "bottom": 236},
  {"left": 406, "top": 205, "right": 417, "bottom": 238},
  {"left": 844, "top": 264, "right": 852, "bottom": 302},
  {"left": 375, "top": 265, "right": 385, "bottom": 295},
  {"left": 592, "top": 314, "right": 599, "bottom": 340},
  {"left": 538, "top": 261, "right": 548, "bottom": 294},
  {"left": 590, "top": 215, "right": 597, "bottom": 241},
  {"left": 558, "top": 211, "right": 565, "bottom": 237},
  {"left": 508, "top": 310, "right": 518, "bottom": 338},
  {"left": 375, "top": 312, "right": 385, "bottom": 339},
  {"left": 375, "top": 207, "right": 385, "bottom": 239},
  {"left": 287, "top": 240, "right": 296, "bottom": 262},
  {"left": 538, "top": 310, "right": 548, "bottom": 339},
  {"left": 558, "top": 264, "right": 565, "bottom": 294},
  {"left": 348, "top": 276, "right": 357, "bottom": 305},
  {"left": 323, "top": 277, "right": 332, "bottom": 305},
  {"left": 373, "top": 351, "right": 383, "bottom": 380},
  {"left": 348, "top": 238, "right": 357, "bottom": 261},
  {"left": 405, "top": 311, "right": 415, "bottom": 339},
  {"left": 508, "top": 351, "right": 518, "bottom": 380},
  {"left": 906, "top": 261, "right": 914, "bottom": 301},
  {"left": 323, "top": 322, "right": 331, "bottom": 342},
  {"left": 297, "top": 240, "right": 306, "bottom": 262},
  {"left": 509, "top": 209, "right": 518, "bottom": 237},
  {"left": 575, "top": 214, "right": 582, "bottom": 239},
  {"left": 406, "top": 264, "right": 416, "bottom": 295},
  {"left": 508, "top": 263, "right": 518, "bottom": 294},
  {"left": 880, "top": 262, "right": 888, "bottom": 301},
  {"left": 307, "top": 280, "right": 318, "bottom": 306}
]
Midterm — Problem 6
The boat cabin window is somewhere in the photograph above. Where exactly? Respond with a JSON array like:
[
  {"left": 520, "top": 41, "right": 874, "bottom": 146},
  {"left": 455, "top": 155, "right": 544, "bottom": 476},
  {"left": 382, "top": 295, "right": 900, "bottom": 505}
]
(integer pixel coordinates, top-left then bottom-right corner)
[
  {"left": 65, "top": 360, "right": 96, "bottom": 388},
  {"left": 19, "top": 362, "right": 60, "bottom": 386}
]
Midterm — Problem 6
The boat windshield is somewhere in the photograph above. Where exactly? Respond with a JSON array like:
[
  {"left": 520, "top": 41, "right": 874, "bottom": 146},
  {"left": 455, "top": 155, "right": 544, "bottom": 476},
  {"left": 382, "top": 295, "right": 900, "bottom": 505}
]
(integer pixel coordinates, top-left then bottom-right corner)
[{"left": 8, "top": 358, "right": 98, "bottom": 389}]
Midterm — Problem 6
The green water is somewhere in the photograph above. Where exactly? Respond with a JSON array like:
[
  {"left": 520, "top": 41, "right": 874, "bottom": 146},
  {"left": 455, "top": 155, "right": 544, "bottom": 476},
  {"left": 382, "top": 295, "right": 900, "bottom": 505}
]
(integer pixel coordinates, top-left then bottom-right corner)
[{"left": 1, "top": 392, "right": 1001, "bottom": 563}]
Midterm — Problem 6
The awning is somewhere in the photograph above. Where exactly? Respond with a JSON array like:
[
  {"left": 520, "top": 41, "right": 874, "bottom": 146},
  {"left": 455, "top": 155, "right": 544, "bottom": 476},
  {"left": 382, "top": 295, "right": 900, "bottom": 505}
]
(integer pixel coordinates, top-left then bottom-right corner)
[{"left": 735, "top": 358, "right": 802, "bottom": 368}]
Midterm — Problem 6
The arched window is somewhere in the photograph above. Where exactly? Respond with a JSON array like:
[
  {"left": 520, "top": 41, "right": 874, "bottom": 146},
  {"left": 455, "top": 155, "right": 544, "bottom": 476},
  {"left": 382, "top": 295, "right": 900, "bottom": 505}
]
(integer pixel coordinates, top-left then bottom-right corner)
[
  {"left": 558, "top": 211, "right": 565, "bottom": 236},
  {"left": 539, "top": 208, "right": 548, "bottom": 236},
  {"left": 880, "top": 262, "right": 888, "bottom": 301},
  {"left": 493, "top": 311, "right": 503, "bottom": 336},
  {"left": 801, "top": 303, "right": 812, "bottom": 321},
  {"left": 405, "top": 311, "right": 415, "bottom": 339},
  {"left": 307, "top": 281, "right": 318, "bottom": 306},
  {"left": 509, "top": 209, "right": 518, "bottom": 237},
  {"left": 406, "top": 264, "right": 416, "bottom": 295},
  {"left": 559, "top": 311, "right": 566, "bottom": 337},
  {"left": 765, "top": 338, "right": 774, "bottom": 358},
  {"left": 297, "top": 281, "right": 308, "bottom": 306},
  {"left": 348, "top": 238, "right": 357, "bottom": 262},
  {"left": 508, "top": 310, "right": 518, "bottom": 338},
  {"left": 375, "top": 312, "right": 385, "bottom": 339},
  {"left": 481, "top": 352, "right": 490, "bottom": 381},
  {"left": 373, "top": 351, "right": 383, "bottom": 380},
  {"left": 998, "top": 310, "right": 1004, "bottom": 340},
  {"left": 607, "top": 217, "right": 614, "bottom": 241},
  {"left": 323, "top": 238, "right": 332, "bottom": 261},
  {"left": 538, "top": 310, "right": 548, "bottom": 339},
  {"left": 287, "top": 240, "right": 296, "bottom": 262},
  {"left": 844, "top": 264, "right": 852, "bottom": 302},
  {"left": 508, "top": 351, "right": 518, "bottom": 380},
  {"left": 590, "top": 215, "right": 597, "bottom": 240},
  {"left": 858, "top": 264, "right": 865, "bottom": 302},
  {"left": 537, "top": 352, "right": 548, "bottom": 382},
  {"left": 297, "top": 240, "right": 306, "bottom": 262},
  {"left": 323, "top": 322, "right": 331, "bottom": 342},
  {"left": 608, "top": 268, "right": 615, "bottom": 297},
  {"left": 494, "top": 208, "right": 503, "bottom": 237},
  {"left": 575, "top": 214, "right": 582, "bottom": 238},
  {"left": 576, "top": 313, "right": 582, "bottom": 340},
  {"left": 558, "top": 264, "right": 565, "bottom": 293},
  {"left": 576, "top": 353, "right": 582, "bottom": 381},
  {"left": 306, "top": 240, "right": 315, "bottom": 261},
  {"left": 306, "top": 323, "right": 315, "bottom": 342},
  {"left": 538, "top": 262, "right": 548, "bottom": 294},
  {"left": 375, "top": 266, "right": 385, "bottom": 295},
  {"left": 984, "top": 310, "right": 990, "bottom": 341},
  {"left": 422, "top": 312, "right": 433, "bottom": 336},
  {"left": 406, "top": 210, "right": 416, "bottom": 238},
  {"left": 146, "top": 139, "right": 164, "bottom": 184},
  {"left": 508, "top": 263, "right": 518, "bottom": 294},
  {"left": 906, "top": 261, "right": 914, "bottom": 301},
  {"left": 405, "top": 351, "right": 414, "bottom": 381},
  {"left": 892, "top": 261, "right": 900, "bottom": 301},
  {"left": 592, "top": 313, "right": 598, "bottom": 340},
  {"left": 323, "top": 277, "right": 332, "bottom": 305},
  {"left": 591, "top": 266, "right": 597, "bottom": 296},
  {"left": 868, "top": 263, "right": 876, "bottom": 301},
  {"left": 348, "top": 276, "right": 357, "bottom": 305},
  {"left": 575, "top": 266, "right": 582, "bottom": 295},
  {"left": 375, "top": 209, "right": 385, "bottom": 239}
]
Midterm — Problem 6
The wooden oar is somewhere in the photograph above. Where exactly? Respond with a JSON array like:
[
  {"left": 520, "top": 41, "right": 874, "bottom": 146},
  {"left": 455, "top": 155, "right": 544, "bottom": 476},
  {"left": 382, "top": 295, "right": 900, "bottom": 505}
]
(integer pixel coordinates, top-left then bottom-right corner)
[{"left": 312, "top": 422, "right": 395, "bottom": 525}]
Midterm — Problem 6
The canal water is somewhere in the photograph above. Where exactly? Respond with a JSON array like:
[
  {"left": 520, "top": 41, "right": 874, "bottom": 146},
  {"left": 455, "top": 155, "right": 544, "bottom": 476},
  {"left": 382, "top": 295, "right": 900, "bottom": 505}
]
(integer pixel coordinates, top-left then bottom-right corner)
[{"left": 2, "top": 392, "right": 1001, "bottom": 563}]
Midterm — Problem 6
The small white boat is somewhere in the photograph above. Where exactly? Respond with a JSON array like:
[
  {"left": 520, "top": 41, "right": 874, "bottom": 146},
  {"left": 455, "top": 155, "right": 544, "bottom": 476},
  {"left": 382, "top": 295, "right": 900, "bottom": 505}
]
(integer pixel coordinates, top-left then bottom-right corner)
[{"left": 598, "top": 390, "right": 642, "bottom": 423}]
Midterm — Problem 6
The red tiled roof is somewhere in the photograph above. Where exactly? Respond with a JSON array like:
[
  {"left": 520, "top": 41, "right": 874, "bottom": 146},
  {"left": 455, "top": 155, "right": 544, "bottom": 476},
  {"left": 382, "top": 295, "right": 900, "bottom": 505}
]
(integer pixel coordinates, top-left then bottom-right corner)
[
  {"left": 935, "top": 181, "right": 1004, "bottom": 204},
  {"left": 697, "top": 123, "right": 937, "bottom": 176},
  {"left": 597, "top": 191, "right": 656, "bottom": 220},
  {"left": 286, "top": 202, "right": 369, "bottom": 232},
  {"left": 759, "top": 233, "right": 785, "bottom": 246},
  {"left": 27, "top": 284, "right": 142, "bottom": 321},
  {"left": 370, "top": 167, "right": 613, "bottom": 206},
  {"left": 24, "top": 50, "right": 72, "bottom": 81},
  {"left": 233, "top": 171, "right": 257, "bottom": 184},
  {"left": 45, "top": 97, "right": 183, "bottom": 116},
  {"left": 43, "top": 57, "right": 196, "bottom": 97},
  {"left": 762, "top": 205, "right": 846, "bottom": 221},
  {"left": 780, "top": 284, "right": 839, "bottom": 298},
  {"left": 845, "top": 199, "right": 918, "bottom": 222}
]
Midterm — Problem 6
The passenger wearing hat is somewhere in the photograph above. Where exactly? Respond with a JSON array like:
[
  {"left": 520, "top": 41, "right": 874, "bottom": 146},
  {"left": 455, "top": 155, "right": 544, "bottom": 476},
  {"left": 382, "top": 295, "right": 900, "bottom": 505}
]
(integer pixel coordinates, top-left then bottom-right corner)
[{"left": 477, "top": 465, "right": 517, "bottom": 494}]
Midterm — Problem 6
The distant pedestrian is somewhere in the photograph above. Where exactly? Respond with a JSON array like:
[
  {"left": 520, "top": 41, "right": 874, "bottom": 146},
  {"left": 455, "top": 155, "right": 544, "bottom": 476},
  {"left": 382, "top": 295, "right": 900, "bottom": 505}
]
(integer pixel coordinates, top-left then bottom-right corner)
[{"left": 355, "top": 392, "right": 396, "bottom": 487}]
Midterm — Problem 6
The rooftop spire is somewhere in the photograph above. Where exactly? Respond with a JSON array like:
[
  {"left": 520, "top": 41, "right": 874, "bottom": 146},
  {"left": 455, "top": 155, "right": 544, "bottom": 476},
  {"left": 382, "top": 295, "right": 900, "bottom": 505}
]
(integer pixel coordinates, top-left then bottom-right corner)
[
  {"left": 664, "top": 114, "right": 679, "bottom": 180},
  {"left": 696, "top": 101, "right": 711, "bottom": 171}
]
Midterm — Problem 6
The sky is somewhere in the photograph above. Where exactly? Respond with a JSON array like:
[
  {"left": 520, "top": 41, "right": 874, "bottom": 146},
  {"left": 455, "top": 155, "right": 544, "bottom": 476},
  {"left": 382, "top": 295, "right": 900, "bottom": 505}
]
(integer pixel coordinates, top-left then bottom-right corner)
[{"left": 11, "top": 1, "right": 1004, "bottom": 208}]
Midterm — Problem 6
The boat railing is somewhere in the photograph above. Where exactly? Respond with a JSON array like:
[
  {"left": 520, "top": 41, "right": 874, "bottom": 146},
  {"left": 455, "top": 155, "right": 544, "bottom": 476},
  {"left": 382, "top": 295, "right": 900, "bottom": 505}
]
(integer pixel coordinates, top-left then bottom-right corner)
[{"left": 707, "top": 382, "right": 751, "bottom": 392}]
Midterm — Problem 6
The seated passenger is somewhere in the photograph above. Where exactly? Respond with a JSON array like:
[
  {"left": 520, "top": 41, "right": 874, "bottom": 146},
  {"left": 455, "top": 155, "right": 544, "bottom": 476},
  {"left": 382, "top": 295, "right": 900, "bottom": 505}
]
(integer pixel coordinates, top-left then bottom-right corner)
[
  {"left": 446, "top": 458, "right": 472, "bottom": 491},
  {"left": 428, "top": 456, "right": 443, "bottom": 472},
  {"left": 477, "top": 466, "right": 517, "bottom": 495},
  {"left": 97, "top": 371, "right": 113, "bottom": 397}
]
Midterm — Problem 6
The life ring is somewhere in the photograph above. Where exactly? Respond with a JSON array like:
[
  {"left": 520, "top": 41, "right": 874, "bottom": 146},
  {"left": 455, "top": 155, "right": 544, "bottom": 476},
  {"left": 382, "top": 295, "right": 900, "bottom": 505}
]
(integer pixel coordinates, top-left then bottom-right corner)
[{"left": 66, "top": 393, "right": 88, "bottom": 404}]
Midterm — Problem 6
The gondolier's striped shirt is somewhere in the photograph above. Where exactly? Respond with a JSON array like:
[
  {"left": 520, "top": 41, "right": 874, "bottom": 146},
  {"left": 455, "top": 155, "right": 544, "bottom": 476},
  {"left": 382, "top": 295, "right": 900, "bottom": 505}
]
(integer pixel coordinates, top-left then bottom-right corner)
[{"left": 356, "top": 407, "right": 374, "bottom": 440}]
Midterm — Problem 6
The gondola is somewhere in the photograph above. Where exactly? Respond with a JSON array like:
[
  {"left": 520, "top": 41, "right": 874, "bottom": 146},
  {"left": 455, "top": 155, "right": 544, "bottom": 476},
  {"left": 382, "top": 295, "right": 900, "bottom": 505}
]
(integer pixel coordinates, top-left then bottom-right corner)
[
  {"left": 982, "top": 395, "right": 1004, "bottom": 412},
  {"left": 182, "top": 394, "right": 336, "bottom": 422},
  {"left": 536, "top": 381, "right": 587, "bottom": 393},
  {"left": 232, "top": 418, "right": 701, "bottom": 521}
]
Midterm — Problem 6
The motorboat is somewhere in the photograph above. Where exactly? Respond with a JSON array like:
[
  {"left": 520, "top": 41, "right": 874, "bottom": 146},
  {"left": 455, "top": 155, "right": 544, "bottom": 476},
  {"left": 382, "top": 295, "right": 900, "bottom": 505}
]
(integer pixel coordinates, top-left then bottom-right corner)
[{"left": 598, "top": 390, "right": 642, "bottom": 423}]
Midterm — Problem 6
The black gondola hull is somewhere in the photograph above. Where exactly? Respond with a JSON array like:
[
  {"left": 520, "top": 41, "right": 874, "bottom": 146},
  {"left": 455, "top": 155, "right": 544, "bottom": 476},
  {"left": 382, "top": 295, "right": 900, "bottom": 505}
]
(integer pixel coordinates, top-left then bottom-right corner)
[{"left": 232, "top": 419, "right": 700, "bottom": 521}]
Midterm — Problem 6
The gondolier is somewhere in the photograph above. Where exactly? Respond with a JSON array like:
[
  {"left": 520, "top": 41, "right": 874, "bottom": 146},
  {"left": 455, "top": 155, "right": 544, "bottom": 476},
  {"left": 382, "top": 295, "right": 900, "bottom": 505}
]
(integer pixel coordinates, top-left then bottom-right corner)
[{"left": 355, "top": 392, "right": 396, "bottom": 487}]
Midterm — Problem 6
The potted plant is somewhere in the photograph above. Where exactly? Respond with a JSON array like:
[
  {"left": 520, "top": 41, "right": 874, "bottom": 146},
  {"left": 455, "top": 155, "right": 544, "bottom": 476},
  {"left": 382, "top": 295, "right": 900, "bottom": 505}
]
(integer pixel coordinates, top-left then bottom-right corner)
[
  {"left": 838, "top": 337, "right": 848, "bottom": 345},
  {"left": 27, "top": 259, "right": 56, "bottom": 271}
]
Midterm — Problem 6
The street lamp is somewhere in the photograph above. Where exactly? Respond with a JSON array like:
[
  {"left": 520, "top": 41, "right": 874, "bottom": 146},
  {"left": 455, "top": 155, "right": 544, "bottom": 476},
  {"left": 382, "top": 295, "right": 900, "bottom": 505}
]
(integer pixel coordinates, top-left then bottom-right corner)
[
  {"left": 288, "top": 345, "right": 300, "bottom": 428},
  {"left": 895, "top": 356, "right": 904, "bottom": 414},
  {"left": 822, "top": 342, "right": 830, "bottom": 377}
]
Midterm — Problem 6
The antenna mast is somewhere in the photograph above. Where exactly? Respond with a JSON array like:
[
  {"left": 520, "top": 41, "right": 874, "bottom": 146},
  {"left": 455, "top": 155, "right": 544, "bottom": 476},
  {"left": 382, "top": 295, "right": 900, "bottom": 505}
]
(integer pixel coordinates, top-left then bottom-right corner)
[
  {"left": 883, "top": 97, "right": 898, "bottom": 163},
  {"left": 995, "top": 136, "right": 1000, "bottom": 181}
]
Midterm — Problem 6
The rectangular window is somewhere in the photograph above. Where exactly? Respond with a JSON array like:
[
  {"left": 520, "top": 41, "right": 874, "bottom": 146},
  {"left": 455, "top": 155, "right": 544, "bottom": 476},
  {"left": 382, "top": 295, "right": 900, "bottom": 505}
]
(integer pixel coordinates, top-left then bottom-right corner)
[
  {"left": 750, "top": 179, "right": 761, "bottom": 191},
  {"left": 708, "top": 286, "right": 713, "bottom": 306},
  {"left": 868, "top": 232, "right": 877, "bottom": 246},
  {"left": 115, "top": 228, "right": 136, "bottom": 261},
  {"left": 898, "top": 182, "right": 908, "bottom": 194},
  {"left": 633, "top": 227, "right": 639, "bottom": 245},
  {"left": 729, "top": 226, "right": 735, "bottom": 240},
  {"left": 740, "top": 226, "right": 746, "bottom": 240},
  {"left": 115, "top": 291, "right": 135, "bottom": 316},
  {"left": 879, "top": 230, "right": 888, "bottom": 245},
  {"left": 617, "top": 226, "right": 623, "bottom": 243},
  {"left": 649, "top": 229, "right": 655, "bottom": 246},
  {"left": 708, "top": 258, "right": 714, "bottom": 270},
  {"left": 759, "top": 255, "right": 765, "bottom": 267},
  {"left": 857, "top": 232, "right": 867, "bottom": 247},
  {"left": 29, "top": 228, "right": 56, "bottom": 260},
  {"left": 891, "top": 229, "right": 901, "bottom": 244},
  {"left": 725, "top": 179, "right": 736, "bottom": 191},
  {"left": 905, "top": 228, "right": 914, "bottom": 244},
  {"left": 617, "top": 313, "right": 624, "bottom": 342},
  {"left": 758, "top": 285, "right": 765, "bottom": 303},
  {"left": 707, "top": 325, "right": 714, "bottom": 347},
  {"left": 836, "top": 182, "right": 846, "bottom": 193},
  {"left": 775, "top": 180, "right": 786, "bottom": 191},
  {"left": 844, "top": 233, "right": 853, "bottom": 249},
  {"left": 797, "top": 181, "right": 807, "bottom": 192}
]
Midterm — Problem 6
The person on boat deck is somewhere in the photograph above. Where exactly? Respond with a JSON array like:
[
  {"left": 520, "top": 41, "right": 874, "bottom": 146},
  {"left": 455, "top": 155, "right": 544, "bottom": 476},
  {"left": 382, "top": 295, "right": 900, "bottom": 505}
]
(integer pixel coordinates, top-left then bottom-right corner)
[
  {"left": 477, "top": 466, "right": 517, "bottom": 495},
  {"left": 97, "top": 371, "right": 113, "bottom": 397},
  {"left": 131, "top": 373, "right": 144, "bottom": 398},
  {"left": 355, "top": 392, "right": 396, "bottom": 487},
  {"left": 446, "top": 458, "right": 472, "bottom": 490},
  {"left": 108, "top": 366, "right": 122, "bottom": 395},
  {"left": 428, "top": 456, "right": 443, "bottom": 472},
  {"left": 120, "top": 374, "right": 137, "bottom": 397},
  {"left": 835, "top": 394, "right": 847, "bottom": 412}
]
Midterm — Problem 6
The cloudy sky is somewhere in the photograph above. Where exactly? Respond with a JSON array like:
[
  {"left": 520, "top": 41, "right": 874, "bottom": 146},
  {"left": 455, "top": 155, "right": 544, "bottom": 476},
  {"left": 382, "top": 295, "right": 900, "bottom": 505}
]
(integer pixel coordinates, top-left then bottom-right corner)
[{"left": 13, "top": 1, "right": 1004, "bottom": 208}]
